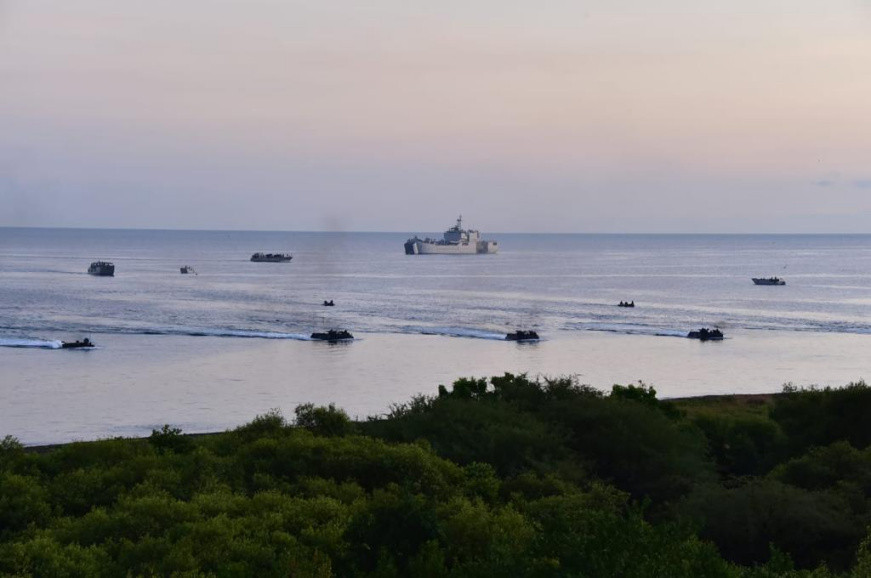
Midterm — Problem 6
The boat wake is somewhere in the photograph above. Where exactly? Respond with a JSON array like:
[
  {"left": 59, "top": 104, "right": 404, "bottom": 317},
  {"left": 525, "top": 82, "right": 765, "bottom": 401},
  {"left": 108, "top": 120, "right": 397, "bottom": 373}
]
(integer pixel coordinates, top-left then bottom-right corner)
[
  {"left": 142, "top": 328, "right": 313, "bottom": 340},
  {"left": 0, "top": 337, "right": 63, "bottom": 349},
  {"left": 570, "top": 323, "right": 689, "bottom": 338},
  {"left": 406, "top": 326, "right": 508, "bottom": 340},
  {"left": 1, "top": 324, "right": 320, "bottom": 342}
]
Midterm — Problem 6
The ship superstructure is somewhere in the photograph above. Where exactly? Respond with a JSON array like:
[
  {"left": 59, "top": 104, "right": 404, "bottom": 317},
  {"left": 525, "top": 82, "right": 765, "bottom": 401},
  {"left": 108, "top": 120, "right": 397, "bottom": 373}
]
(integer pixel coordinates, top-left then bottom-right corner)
[{"left": 404, "top": 216, "right": 498, "bottom": 255}]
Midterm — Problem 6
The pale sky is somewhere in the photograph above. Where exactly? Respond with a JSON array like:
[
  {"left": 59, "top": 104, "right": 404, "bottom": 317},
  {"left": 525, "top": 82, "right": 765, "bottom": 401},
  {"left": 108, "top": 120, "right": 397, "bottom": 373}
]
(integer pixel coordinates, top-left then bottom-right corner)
[{"left": 1, "top": 0, "right": 870, "bottom": 232}]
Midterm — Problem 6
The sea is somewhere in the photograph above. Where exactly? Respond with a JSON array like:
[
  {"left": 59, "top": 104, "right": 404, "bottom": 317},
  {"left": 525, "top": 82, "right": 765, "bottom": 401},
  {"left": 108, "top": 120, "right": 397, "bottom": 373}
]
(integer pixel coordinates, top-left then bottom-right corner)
[{"left": 2, "top": 227, "right": 870, "bottom": 445}]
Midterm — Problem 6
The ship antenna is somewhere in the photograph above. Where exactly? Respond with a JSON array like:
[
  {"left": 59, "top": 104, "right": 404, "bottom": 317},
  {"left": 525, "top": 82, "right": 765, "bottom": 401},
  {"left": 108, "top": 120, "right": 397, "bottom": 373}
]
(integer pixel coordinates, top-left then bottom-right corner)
[{"left": 457, "top": 215, "right": 462, "bottom": 228}]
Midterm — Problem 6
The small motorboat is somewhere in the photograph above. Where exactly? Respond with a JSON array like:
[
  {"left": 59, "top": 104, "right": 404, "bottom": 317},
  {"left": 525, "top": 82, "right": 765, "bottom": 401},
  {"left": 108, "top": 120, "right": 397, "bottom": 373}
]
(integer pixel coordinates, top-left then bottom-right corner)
[
  {"left": 180, "top": 266, "right": 197, "bottom": 275},
  {"left": 311, "top": 329, "right": 353, "bottom": 342},
  {"left": 618, "top": 301, "right": 635, "bottom": 307},
  {"left": 323, "top": 300, "right": 335, "bottom": 307},
  {"left": 752, "top": 277, "right": 785, "bottom": 286},
  {"left": 687, "top": 328, "right": 724, "bottom": 341},
  {"left": 62, "top": 338, "right": 95, "bottom": 349},
  {"left": 505, "top": 330, "right": 540, "bottom": 341}
]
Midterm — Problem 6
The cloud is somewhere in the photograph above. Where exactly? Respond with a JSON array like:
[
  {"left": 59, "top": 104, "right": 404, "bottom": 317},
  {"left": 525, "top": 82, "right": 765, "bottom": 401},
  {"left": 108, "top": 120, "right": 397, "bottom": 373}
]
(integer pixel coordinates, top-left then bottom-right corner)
[
  {"left": 852, "top": 180, "right": 871, "bottom": 189},
  {"left": 813, "top": 179, "right": 836, "bottom": 187}
]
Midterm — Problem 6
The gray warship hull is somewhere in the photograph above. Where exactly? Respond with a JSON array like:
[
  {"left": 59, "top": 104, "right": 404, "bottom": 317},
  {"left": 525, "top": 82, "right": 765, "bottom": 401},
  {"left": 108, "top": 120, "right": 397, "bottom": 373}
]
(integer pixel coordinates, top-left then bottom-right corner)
[
  {"left": 405, "top": 216, "right": 498, "bottom": 255},
  {"left": 405, "top": 240, "right": 497, "bottom": 255}
]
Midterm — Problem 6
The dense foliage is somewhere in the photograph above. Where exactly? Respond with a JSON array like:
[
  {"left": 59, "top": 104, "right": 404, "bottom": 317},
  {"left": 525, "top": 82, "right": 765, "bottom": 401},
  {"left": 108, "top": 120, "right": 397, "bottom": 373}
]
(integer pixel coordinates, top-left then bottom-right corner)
[{"left": 3, "top": 375, "right": 871, "bottom": 576}]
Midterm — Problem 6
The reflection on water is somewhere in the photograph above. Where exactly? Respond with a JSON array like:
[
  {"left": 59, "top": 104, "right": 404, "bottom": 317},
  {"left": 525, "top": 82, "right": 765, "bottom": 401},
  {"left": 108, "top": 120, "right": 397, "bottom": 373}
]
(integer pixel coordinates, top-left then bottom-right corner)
[
  {"left": 3, "top": 229, "right": 871, "bottom": 444},
  {"left": 1, "top": 331, "right": 869, "bottom": 445},
  {"left": 2, "top": 229, "right": 871, "bottom": 340}
]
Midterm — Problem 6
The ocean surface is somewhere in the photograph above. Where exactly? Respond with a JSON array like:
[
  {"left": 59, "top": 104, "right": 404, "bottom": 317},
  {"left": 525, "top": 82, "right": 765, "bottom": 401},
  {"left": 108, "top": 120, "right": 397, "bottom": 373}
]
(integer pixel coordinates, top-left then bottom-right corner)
[{"left": 2, "top": 227, "right": 870, "bottom": 444}]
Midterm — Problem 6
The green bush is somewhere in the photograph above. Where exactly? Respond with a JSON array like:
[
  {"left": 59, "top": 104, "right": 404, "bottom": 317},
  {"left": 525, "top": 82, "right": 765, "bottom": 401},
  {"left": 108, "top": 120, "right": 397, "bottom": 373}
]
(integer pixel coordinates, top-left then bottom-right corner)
[
  {"left": 679, "top": 479, "right": 864, "bottom": 570},
  {"left": 693, "top": 413, "right": 788, "bottom": 477},
  {"left": 5, "top": 376, "right": 871, "bottom": 576},
  {"left": 363, "top": 393, "right": 564, "bottom": 476},
  {"left": 295, "top": 403, "right": 355, "bottom": 437},
  {"left": 234, "top": 409, "right": 288, "bottom": 441},
  {"left": 0, "top": 474, "right": 51, "bottom": 536},
  {"left": 772, "top": 382, "right": 871, "bottom": 455},
  {"left": 366, "top": 374, "right": 712, "bottom": 501},
  {"left": 771, "top": 442, "right": 871, "bottom": 493},
  {"left": 149, "top": 424, "right": 194, "bottom": 454},
  {"left": 543, "top": 393, "right": 713, "bottom": 502}
]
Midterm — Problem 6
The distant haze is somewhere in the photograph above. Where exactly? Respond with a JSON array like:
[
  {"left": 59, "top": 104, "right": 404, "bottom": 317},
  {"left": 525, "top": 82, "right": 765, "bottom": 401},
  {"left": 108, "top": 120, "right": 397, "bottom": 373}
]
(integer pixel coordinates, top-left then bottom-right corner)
[{"left": 1, "top": 0, "right": 870, "bottom": 233}]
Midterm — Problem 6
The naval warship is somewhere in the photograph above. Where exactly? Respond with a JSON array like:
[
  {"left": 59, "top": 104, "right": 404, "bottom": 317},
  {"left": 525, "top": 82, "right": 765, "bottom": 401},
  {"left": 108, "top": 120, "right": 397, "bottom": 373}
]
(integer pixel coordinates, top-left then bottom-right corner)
[{"left": 404, "top": 216, "right": 498, "bottom": 255}]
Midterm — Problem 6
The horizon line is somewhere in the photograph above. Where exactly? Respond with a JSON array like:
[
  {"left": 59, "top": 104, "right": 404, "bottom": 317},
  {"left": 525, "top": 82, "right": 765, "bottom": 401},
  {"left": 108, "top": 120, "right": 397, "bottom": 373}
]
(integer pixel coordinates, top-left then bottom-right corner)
[{"left": 1, "top": 225, "right": 870, "bottom": 236}]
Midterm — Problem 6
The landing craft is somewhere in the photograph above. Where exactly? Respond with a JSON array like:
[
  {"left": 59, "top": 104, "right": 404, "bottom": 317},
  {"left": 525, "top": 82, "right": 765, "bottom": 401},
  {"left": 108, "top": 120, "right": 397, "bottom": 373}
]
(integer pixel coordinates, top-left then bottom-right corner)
[
  {"left": 62, "top": 338, "right": 95, "bottom": 349},
  {"left": 88, "top": 261, "right": 114, "bottom": 276},
  {"left": 505, "top": 330, "right": 540, "bottom": 341},
  {"left": 687, "top": 328, "right": 724, "bottom": 341},
  {"left": 250, "top": 253, "right": 293, "bottom": 262},
  {"left": 311, "top": 329, "right": 353, "bottom": 342},
  {"left": 752, "top": 277, "right": 785, "bottom": 285}
]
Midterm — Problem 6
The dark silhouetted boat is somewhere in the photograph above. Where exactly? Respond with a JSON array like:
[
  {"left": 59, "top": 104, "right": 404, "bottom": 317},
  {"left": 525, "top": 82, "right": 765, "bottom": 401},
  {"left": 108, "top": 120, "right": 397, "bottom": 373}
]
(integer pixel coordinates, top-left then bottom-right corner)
[
  {"left": 323, "top": 300, "right": 335, "bottom": 306},
  {"left": 311, "top": 329, "right": 353, "bottom": 342},
  {"left": 88, "top": 261, "right": 114, "bottom": 276},
  {"left": 62, "top": 338, "right": 95, "bottom": 349},
  {"left": 752, "top": 277, "right": 785, "bottom": 285},
  {"left": 505, "top": 330, "right": 540, "bottom": 341},
  {"left": 180, "top": 266, "right": 196, "bottom": 275},
  {"left": 618, "top": 301, "right": 635, "bottom": 307},
  {"left": 250, "top": 253, "right": 293, "bottom": 262},
  {"left": 687, "top": 328, "right": 724, "bottom": 341}
]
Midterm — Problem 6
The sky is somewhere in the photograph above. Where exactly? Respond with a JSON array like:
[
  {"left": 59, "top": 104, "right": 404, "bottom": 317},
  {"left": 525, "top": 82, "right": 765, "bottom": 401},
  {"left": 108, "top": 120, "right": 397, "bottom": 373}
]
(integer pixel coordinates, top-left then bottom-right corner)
[{"left": 1, "top": 0, "right": 870, "bottom": 233}]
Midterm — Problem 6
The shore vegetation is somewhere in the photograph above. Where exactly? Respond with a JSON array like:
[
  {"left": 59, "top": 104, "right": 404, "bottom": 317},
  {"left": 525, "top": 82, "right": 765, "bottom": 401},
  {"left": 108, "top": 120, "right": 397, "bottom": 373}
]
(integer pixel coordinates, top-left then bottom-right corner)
[{"left": 3, "top": 375, "right": 871, "bottom": 576}]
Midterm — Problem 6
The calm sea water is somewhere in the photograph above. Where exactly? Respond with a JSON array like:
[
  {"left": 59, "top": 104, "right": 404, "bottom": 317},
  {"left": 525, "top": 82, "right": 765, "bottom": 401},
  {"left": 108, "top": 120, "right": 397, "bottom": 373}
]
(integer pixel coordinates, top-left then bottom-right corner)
[{"left": 2, "top": 228, "right": 870, "bottom": 444}]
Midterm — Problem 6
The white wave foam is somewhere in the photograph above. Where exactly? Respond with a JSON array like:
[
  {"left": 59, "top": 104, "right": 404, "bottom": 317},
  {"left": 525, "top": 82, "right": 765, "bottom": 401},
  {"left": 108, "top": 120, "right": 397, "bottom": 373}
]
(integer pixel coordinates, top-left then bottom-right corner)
[
  {"left": 181, "top": 328, "right": 313, "bottom": 340},
  {"left": 0, "top": 338, "right": 63, "bottom": 349},
  {"left": 408, "top": 326, "right": 508, "bottom": 340},
  {"left": 575, "top": 323, "right": 688, "bottom": 338},
  {"left": 139, "top": 327, "right": 313, "bottom": 340}
]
